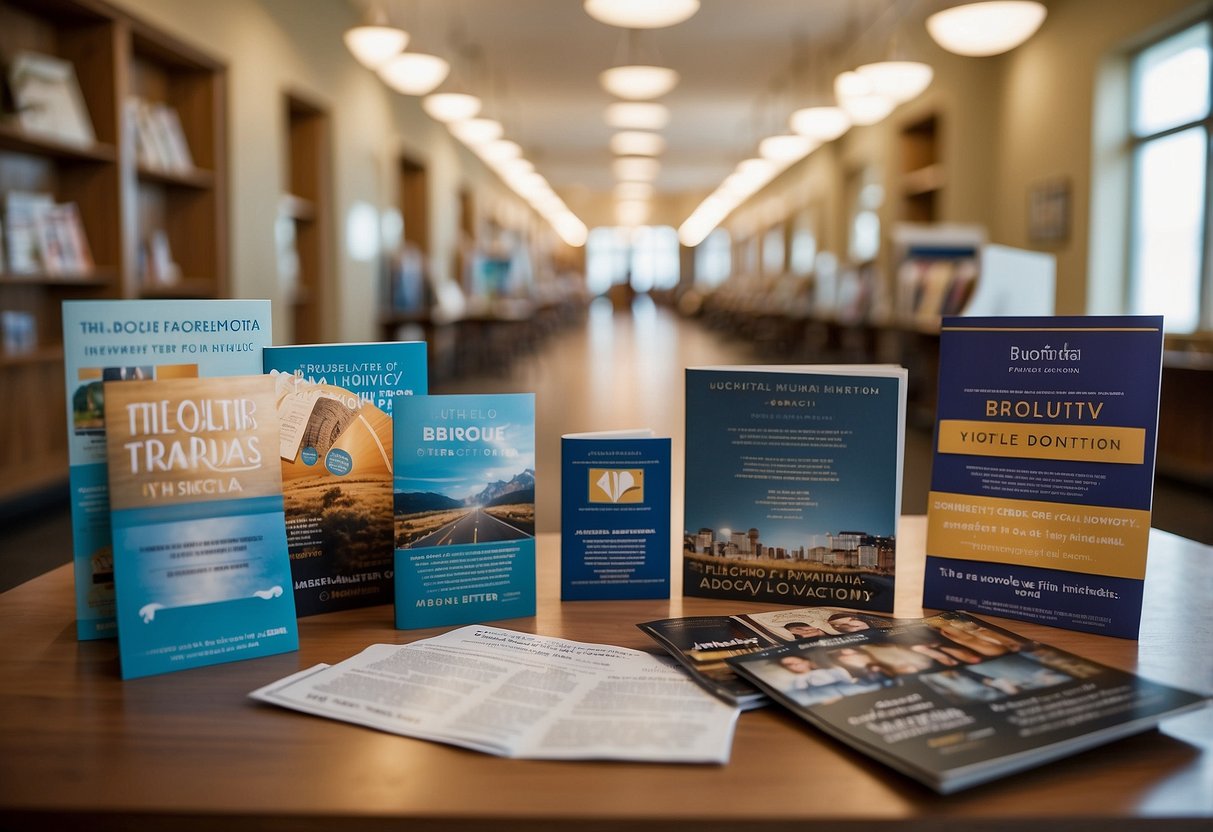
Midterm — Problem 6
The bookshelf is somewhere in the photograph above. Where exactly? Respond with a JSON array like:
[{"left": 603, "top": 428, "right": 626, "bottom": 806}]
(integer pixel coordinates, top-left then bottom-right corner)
[
  {"left": 898, "top": 114, "right": 942, "bottom": 223},
  {"left": 283, "top": 92, "right": 331, "bottom": 344},
  {"left": 0, "top": 0, "right": 228, "bottom": 504}
]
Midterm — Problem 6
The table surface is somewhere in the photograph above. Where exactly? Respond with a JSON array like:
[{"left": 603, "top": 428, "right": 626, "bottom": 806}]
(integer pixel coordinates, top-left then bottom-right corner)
[{"left": 1, "top": 517, "right": 1210, "bottom": 831}]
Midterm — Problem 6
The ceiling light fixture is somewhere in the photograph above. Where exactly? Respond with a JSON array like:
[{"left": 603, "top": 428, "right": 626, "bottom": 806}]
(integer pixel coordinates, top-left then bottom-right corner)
[
  {"left": 422, "top": 91, "right": 482, "bottom": 123},
  {"left": 613, "top": 156, "right": 661, "bottom": 182},
  {"left": 789, "top": 105, "right": 851, "bottom": 142},
  {"left": 584, "top": 0, "right": 700, "bottom": 29},
  {"left": 479, "top": 139, "right": 523, "bottom": 164},
  {"left": 759, "top": 134, "right": 817, "bottom": 163},
  {"left": 605, "top": 101, "right": 670, "bottom": 130},
  {"left": 378, "top": 52, "right": 450, "bottom": 96},
  {"left": 343, "top": 7, "right": 409, "bottom": 70},
  {"left": 926, "top": 1, "right": 1047, "bottom": 57},
  {"left": 599, "top": 65, "right": 679, "bottom": 100},
  {"left": 449, "top": 117, "right": 504, "bottom": 145},
  {"left": 854, "top": 60, "right": 933, "bottom": 103},
  {"left": 834, "top": 71, "right": 894, "bottom": 126},
  {"left": 610, "top": 131, "right": 666, "bottom": 156},
  {"left": 614, "top": 181, "right": 655, "bottom": 200}
]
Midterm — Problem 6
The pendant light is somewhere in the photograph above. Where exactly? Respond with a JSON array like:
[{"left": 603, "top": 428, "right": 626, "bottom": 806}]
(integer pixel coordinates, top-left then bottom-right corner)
[
  {"left": 610, "top": 131, "right": 666, "bottom": 156},
  {"left": 599, "top": 28, "right": 679, "bottom": 100},
  {"left": 379, "top": 52, "right": 450, "bottom": 96},
  {"left": 344, "top": 6, "right": 409, "bottom": 70},
  {"left": 926, "top": 1, "right": 1047, "bottom": 57},
  {"left": 605, "top": 101, "right": 670, "bottom": 130},
  {"left": 583, "top": 0, "right": 700, "bottom": 29}
]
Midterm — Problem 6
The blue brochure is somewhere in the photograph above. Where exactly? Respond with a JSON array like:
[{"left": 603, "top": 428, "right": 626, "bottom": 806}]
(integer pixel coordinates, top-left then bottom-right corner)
[
  {"left": 561, "top": 429, "right": 671, "bottom": 600},
  {"left": 683, "top": 366, "right": 907, "bottom": 612},
  {"left": 62, "top": 300, "right": 271, "bottom": 640},
  {"left": 923, "top": 316, "right": 1165, "bottom": 638},
  {"left": 393, "top": 393, "right": 536, "bottom": 628},
  {"left": 263, "top": 341, "right": 427, "bottom": 616},
  {"left": 103, "top": 374, "right": 297, "bottom": 679}
]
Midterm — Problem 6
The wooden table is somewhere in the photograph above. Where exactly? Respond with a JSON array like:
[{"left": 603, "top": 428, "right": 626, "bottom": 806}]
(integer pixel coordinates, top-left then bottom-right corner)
[{"left": 1, "top": 518, "right": 1210, "bottom": 831}]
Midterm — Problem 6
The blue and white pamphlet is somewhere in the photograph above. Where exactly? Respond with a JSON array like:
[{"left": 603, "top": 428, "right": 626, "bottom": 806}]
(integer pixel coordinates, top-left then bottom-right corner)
[
  {"left": 561, "top": 429, "right": 671, "bottom": 600},
  {"left": 393, "top": 393, "right": 536, "bottom": 628},
  {"left": 103, "top": 374, "right": 298, "bottom": 679},
  {"left": 264, "top": 341, "right": 427, "bottom": 616},
  {"left": 62, "top": 299, "right": 272, "bottom": 640},
  {"left": 923, "top": 315, "right": 1165, "bottom": 638},
  {"left": 683, "top": 365, "right": 907, "bottom": 612}
]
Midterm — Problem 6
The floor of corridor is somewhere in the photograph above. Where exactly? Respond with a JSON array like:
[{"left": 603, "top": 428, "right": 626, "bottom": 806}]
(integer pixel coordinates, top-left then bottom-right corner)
[{"left": 0, "top": 297, "right": 1209, "bottom": 593}]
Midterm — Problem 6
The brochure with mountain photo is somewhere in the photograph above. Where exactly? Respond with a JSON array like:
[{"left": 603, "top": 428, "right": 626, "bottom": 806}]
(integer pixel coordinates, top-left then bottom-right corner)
[
  {"left": 62, "top": 300, "right": 272, "bottom": 640},
  {"left": 264, "top": 342, "right": 427, "bottom": 616},
  {"left": 393, "top": 393, "right": 536, "bottom": 629},
  {"left": 727, "top": 611, "right": 1207, "bottom": 794},
  {"left": 683, "top": 365, "right": 907, "bottom": 612}
]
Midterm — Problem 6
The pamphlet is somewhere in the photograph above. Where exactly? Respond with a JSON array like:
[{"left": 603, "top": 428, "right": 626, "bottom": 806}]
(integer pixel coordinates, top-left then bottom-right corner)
[
  {"left": 250, "top": 625, "right": 739, "bottom": 763},
  {"left": 640, "top": 606, "right": 896, "bottom": 709},
  {"left": 62, "top": 299, "right": 272, "bottom": 640},
  {"left": 727, "top": 610, "right": 1206, "bottom": 793},
  {"left": 683, "top": 365, "right": 907, "bottom": 611},
  {"left": 103, "top": 374, "right": 298, "bottom": 679},
  {"left": 923, "top": 316, "right": 1165, "bottom": 638},
  {"left": 393, "top": 393, "right": 536, "bottom": 628},
  {"left": 264, "top": 341, "right": 427, "bottom": 616},
  {"left": 561, "top": 429, "right": 671, "bottom": 600}
]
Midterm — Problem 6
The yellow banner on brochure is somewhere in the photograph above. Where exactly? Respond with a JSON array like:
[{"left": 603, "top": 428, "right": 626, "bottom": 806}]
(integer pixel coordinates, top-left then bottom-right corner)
[
  {"left": 927, "top": 491, "right": 1150, "bottom": 579},
  {"left": 936, "top": 420, "right": 1145, "bottom": 464}
]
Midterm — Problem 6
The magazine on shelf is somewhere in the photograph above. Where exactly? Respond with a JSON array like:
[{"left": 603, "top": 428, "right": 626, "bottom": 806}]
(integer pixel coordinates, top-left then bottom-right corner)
[
  {"left": 62, "top": 299, "right": 272, "bottom": 640},
  {"left": 263, "top": 341, "right": 427, "bottom": 616},
  {"left": 8, "top": 51, "right": 95, "bottom": 145},
  {"left": 726, "top": 610, "right": 1208, "bottom": 794},
  {"left": 639, "top": 606, "right": 896, "bottom": 709},
  {"left": 683, "top": 365, "right": 907, "bottom": 611},
  {"left": 103, "top": 374, "right": 298, "bottom": 679},
  {"left": 393, "top": 393, "right": 536, "bottom": 629},
  {"left": 923, "top": 316, "right": 1165, "bottom": 638},
  {"left": 250, "top": 624, "right": 739, "bottom": 763},
  {"left": 561, "top": 428, "right": 671, "bottom": 600}
]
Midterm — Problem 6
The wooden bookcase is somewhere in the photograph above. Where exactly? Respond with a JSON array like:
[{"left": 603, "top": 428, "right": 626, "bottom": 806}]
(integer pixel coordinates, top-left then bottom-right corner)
[
  {"left": 898, "top": 113, "right": 942, "bottom": 223},
  {"left": 282, "top": 91, "right": 331, "bottom": 344},
  {"left": 0, "top": 0, "right": 228, "bottom": 504}
]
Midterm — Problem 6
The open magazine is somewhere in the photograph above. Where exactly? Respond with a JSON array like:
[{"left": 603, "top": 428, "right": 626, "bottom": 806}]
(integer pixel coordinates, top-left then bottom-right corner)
[
  {"left": 725, "top": 611, "right": 1208, "bottom": 793},
  {"left": 639, "top": 606, "right": 895, "bottom": 708}
]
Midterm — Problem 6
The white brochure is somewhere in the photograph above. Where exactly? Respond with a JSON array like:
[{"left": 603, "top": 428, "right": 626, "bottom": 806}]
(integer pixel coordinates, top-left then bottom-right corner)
[{"left": 250, "top": 625, "right": 740, "bottom": 763}]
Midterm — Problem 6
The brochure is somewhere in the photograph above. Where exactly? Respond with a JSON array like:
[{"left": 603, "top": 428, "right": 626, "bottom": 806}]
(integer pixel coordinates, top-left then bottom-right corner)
[
  {"left": 639, "top": 606, "right": 897, "bottom": 709},
  {"left": 561, "top": 429, "right": 671, "bottom": 600},
  {"left": 250, "top": 625, "right": 739, "bottom": 763},
  {"left": 62, "top": 299, "right": 272, "bottom": 640},
  {"left": 923, "top": 316, "right": 1165, "bottom": 638},
  {"left": 727, "top": 611, "right": 1207, "bottom": 794},
  {"left": 683, "top": 365, "right": 907, "bottom": 611},
  {"left": 263, "top": 341, "right": 427, "bottom": 616},
  {"left": 103, "top": 374, "right": 298, "bottom": 679},
  {"left": 393, "top": 393, "right": 536, "bottom": 628}
]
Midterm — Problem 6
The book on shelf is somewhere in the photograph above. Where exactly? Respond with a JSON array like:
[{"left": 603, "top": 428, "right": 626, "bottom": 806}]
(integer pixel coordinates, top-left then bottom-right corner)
[
  {"left": 129, "top": 97, "right": 194, "bottom": 174},
  {"left": 103, "top": 374, "right": 298, "bottom": 679},
  {"left": 3, "top": 192, "right": 93, "bottom": 276},
  {"left": 683, "top": 365, "right": 907, "bottom": 612},
  {"left": 263, "top": 341, "right": 428, "bottom": 617},
  {"left": 4, "top": 191, "right": 54, "bottom": 275},
  {"left": 392, "top": 393, "right": 536, "bottom": 629},
  {"left": 141, "top": 229, "right": 181, "bottom": 287},
  {"left": 62, "top": 300, "right": 273, "bottom": 640},
  {"left": 561, "top": 428, "right": 671, "bottom": 600},
  {"left": 0, "top": 310, "right": 36, "bottom": 355},
  {"left": 725, "top": 610, "right": 1208, "bottom": 794},
  {"left": 923, "top": 316, "right": 1165, "bottom": 639},
  {"left": 7, "top": 51, "right": 95, "bottom": 146},
  {"left": 639, "top": 606, "right": 897, "bottom": 709}
]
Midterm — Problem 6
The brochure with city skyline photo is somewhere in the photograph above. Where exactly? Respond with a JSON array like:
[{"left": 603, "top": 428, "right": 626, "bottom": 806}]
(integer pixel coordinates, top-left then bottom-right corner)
[{"left": 683, "top": 366, "right": 907, "bottom": 611}]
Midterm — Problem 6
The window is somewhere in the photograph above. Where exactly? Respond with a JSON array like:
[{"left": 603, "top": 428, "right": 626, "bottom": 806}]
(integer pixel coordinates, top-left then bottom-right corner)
[
  {"left": 1129, "top": 20, "right": 1212, "bottom": 333},
  {"left": 762, "top": 226, "right": 786, "bottom": 275},
  {"left": 586, "top": 226, "right": 680, "bottom": 294},
  {"left": 695, "top": 228, "right": 731, "bottom": 287}
]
